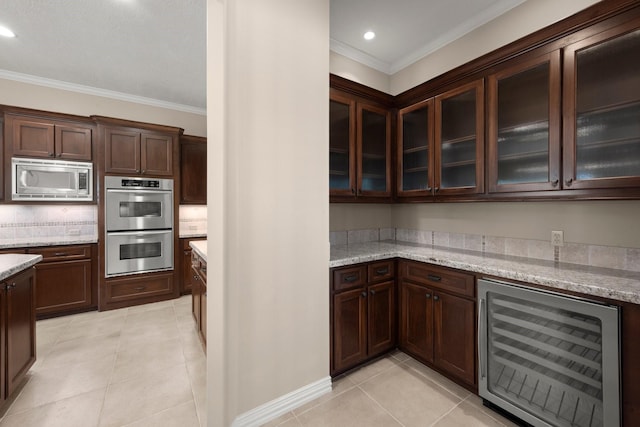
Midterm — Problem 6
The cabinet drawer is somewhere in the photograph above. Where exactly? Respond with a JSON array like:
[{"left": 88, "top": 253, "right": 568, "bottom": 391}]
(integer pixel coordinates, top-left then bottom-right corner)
[
  {"left": 400, "top": 261, "right": 474, "bottom": 298},
  {"left": 332, "top": 265, "right": 366, "bottom": 292},
  {"left": 29, "top": 245, "right": 91, "bottom": 261},
  {"left": 367, "top": 260, "right": 394, "bottom": 283},
  {"left": 105, "top": 275, "right": 173, "bottom": 302}
]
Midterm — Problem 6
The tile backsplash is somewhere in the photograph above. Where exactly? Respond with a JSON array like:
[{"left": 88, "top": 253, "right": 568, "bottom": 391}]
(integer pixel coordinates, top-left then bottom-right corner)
[
  {"left": 0, "top": 205, "right": 97, "bottom": 247},
  {"left": 331, "top": 227, "right": 640, "bottom": 272},
  {"left": 179, "top": 205, "right": 207, "bottom": 236}
]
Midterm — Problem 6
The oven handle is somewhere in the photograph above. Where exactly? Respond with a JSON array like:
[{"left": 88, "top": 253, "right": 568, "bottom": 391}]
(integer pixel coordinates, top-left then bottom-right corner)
[
  {"left": 478, "top": 297, "right": 486, "bottom": 380},
  {"left": 107, "top": 230, "right": 172, "bottom": 237},
  {"left": 106, "top": 189, "right": 172, "bottom": 195}
]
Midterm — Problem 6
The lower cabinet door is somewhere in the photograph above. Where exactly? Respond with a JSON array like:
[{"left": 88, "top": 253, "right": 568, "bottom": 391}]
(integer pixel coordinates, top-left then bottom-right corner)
[
  {"left": 34, "top": 260, "right": 92, "bottom": 316},
  {"left": 434, "top": 291, "right": 476, "bottom": 386},
  {"left": 399, "top": 280, "right": 433, "bottom": 363},
  {"left": 333, "top": 287, "right": 367, "bottom": 373},
  {"left": 5, "top": 268, "right": 36, "bottom": 396},
  {"left": 192, "top": 266, "right": 202, "bottom": 326},
  {"left": 200, "top": 283, "right": 207, "bottom": 348},
  {"left": 367, "top": 280, "right": 395, "bottom": 356}
]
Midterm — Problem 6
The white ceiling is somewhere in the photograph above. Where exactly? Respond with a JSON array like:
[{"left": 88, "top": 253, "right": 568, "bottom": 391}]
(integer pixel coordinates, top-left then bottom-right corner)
[{"left": 0, "top": 0, "right": 525, "bottom": 113}]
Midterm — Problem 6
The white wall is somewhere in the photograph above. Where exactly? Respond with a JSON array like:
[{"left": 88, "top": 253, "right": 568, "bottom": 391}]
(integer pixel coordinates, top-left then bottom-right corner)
[
  {"left": 329, "top": 51, "right": 390, "bottom": 94},
  {"left": 0, "top": 78, "right": 206, "bottom": 136},
  {"left": 208, "top": 0, "right": 330, "bottom": 424}
]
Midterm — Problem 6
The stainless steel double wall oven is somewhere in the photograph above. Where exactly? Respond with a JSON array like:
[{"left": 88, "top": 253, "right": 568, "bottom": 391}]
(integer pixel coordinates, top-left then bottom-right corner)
[{"left": 105, "top": 176, "right": 174, "bottom": 277}]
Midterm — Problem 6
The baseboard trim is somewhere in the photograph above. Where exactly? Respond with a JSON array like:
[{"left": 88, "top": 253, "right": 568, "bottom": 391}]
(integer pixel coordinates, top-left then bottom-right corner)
[{"left": 231, "top": 376, "right": 332, "bottom": 427}]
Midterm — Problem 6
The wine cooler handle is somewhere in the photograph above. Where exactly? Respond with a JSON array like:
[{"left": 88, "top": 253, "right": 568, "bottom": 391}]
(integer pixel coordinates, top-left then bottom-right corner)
[{"left": 478, "top": 297, "right": 486, "bottom": 380}]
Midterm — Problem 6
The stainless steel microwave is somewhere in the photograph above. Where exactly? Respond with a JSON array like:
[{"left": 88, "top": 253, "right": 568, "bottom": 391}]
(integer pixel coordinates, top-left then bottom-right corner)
[{"left": 12, "top": 157, "right": 93, "bottom": 201}]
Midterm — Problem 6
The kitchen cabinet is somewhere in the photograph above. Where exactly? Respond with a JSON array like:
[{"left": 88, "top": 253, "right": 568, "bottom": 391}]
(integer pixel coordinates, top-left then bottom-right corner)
[
  {"left": 180, "top": 135, "right": 207, "bottom": 204},
  {"left": 4, "top": 113, "right": 93, "bottom": 161},
  {"left": 27, "top": 245, "right": 96, "bottom": 318},
  {"left": 331, "top": 260, "right": 395, "bottom": 375},
  {"left": 398, "top": 260, "right": 476, "bottom": 387},
  {"left": 181, "top": 238, "right": 205, "bottom": 294},
  {"left": 397, "top": 79, "right": 484, "bottom": 198},
  {"left": 562, "top": 17, "right": 640, "bottom": 190},
  {"left": 1, "top": 267, "right": 36, "bottom": 404},
  {"left": 487, "top": 51, "right": 561, "bottom": 193},
  {"left": 191, "top": 249, "right": 206, "bottom": 349},
  {"left": 329, "top": 85, "right": 393, "bottom": 201},
  {"left": 102, "top": 272, "right": 175, "bottom": 310}
]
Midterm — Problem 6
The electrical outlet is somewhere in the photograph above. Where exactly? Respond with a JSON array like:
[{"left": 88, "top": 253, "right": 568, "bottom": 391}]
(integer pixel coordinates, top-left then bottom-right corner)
[{"left": 551, "top": 230, "right": 564, "bottom": 247}]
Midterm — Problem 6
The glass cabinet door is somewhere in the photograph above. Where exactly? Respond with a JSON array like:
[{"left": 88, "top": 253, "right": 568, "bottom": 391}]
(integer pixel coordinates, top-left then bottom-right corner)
[
  {"left": 397, "top": 99, "right": 434, "bottom": 197},
  {"left": 563, "top": 20, "right": 640, "bottom": 189},
  {"left": 435, "top": 79, "right": 484, "bottom": 195},
  {"left": 488, "top": 51, "right": 561, "bottom": 193},
  {"left": 357, "top": 103, "right": 391, "bottom": 197},
  {"left": 329, "top": 92, "right": 356, "bottom": 196}
]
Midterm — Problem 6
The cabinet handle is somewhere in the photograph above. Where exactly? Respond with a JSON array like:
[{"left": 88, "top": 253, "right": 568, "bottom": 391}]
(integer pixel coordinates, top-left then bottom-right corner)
[
  {"left": 343, "top": 274, "right": 357, "bottom": 283},
  {"left": 426, "top": 293, "right": 431, "bottom": 299},
  {"left": 57, "top": 153, "right": 62, "bottom": 158},
  {"left": 184, "top": 250, "right": 190, "bottom": 255},
  {"left": 361, "top": 291, "right": 367, "bottom": 298},
  {"left": 434, "top": 187, "right": 440, "bottom": 193},
  {"left": 137, "top": 169, "right": 141, "bottom": 173},
  {"left": 551, "top": 179, "right": 559, "bottom": 187},
  {"left": 193, "top": 275, "right": 199, "bottom": 281},
  {"left": 433, "top": 295, "right": 440, "bottom": 301},
  {"left": 351, "top": 188, "right": 356, "bottom": 194},
  {"left": 201, "top": 266, "right": 207, "bottom": 273},
  {"left": 5, "top": 283, "right": 16, "bottom": 291},
  {"left": 370, "top": 289, "right": 376, "bottom": 295},
  {"left": 134, "top": 286, "right": 146, "bottom": 291},
  {"left": 142, "top": 169, "right": 146, "bottom": 174},
  {"left": 48, "top": 152, "right": 54, "bottom": 157},
  {"left": 54, "top": 252, "right": 69, "bottom": 257},
  {"left": 375, "top": 268, "right": 388, "bottom": 275},
  {"left": 426, "top": 274, "right": 441, "bottom": 282},
  {"left": 565, "top": 178, "right": 573, "bottom": 187},
  {"left": 426, "top": 186, "right": 432, "bottom": 191}
]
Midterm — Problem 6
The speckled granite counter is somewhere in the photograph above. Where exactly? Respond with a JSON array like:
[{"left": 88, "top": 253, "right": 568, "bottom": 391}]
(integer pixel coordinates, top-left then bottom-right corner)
[
  {"left": 190, "top": 240, "right": 207, "bottom": 262},
  {"left": 330, "top": 241, "right": 640, "bottom": 305},
  {"left": 0, "top": 254, "right": 42, "bottom": 282},
  {"left": 0, "top": 237, "right": 98, "bottom": 249}
]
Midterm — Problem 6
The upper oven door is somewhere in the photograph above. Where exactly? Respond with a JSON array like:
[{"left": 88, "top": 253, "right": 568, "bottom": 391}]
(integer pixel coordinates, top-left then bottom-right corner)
[{"left": 106, "top": 188, "right": 173, "bottom": 231}]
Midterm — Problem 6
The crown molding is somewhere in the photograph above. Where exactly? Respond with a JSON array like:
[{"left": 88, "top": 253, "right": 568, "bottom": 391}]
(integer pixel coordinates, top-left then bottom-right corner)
[
  {"left": 330, "top": 38, "right": 392, "bottom": 75},
  {"left": 0, "top": 69, "right": 206, "bottom": 116}
]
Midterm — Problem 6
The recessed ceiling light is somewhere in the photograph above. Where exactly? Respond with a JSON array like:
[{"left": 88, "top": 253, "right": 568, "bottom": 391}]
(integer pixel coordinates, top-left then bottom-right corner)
[
  {"left": 363, "top": 31, "right": 375, "bottom": 41},
  {"left": 0, "top": 25, "right": 15, "bottom": 38}
]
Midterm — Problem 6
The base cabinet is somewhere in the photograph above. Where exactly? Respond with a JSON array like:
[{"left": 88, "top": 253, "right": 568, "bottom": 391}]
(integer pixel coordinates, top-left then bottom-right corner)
[
  {"left": 1, "top": 267, "right": 36, "bottom": 405},
  {"left": 399, "top": 261, "right": 476, "bottom": 387},
  {"left": 181, "top": 238, "right": 205, "bottom": 295},
  {"left": 191, "top": 250, "right": 207, "bottom": 350},
  {"left": 331, "top": 260, "right": 395, "bottom": 376}
]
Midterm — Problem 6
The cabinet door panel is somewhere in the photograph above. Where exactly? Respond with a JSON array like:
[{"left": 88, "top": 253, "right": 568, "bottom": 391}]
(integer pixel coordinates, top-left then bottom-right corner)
[
  {"left": 330, "top": 92, "right": 357, "bottom": 196},
  {"left": 333, "top": 288, "right": 367, "bottom": 373},
  {"left": 358, "top": 103, "right": 391, "bottom": 197},
  {"left": 104, "top": 129, "right": 140, "bottom": 174},
  {"left": 180, "top": 137, "right": 207, "bottom": 204},
  {"left": 192, "top": 266, "right": 202, "bottom": 325},
  {"left": 399, "top": 281, "right": 433, "bottom": 363},
  {"left": 564, "top": 21, "right": 640, "bottom": 189},
  {"left": 488, "top": 51, "right": 561, "bottom": 193},
  {"left": 367, "top": 280, "right": 396, "bottom": 357},
  {"left": 55, "top": 124, "right": 92, "bottom": 160},
  {"left": 0, "top": 284, "right": 5, "bottom": 402},
  {"left": 10, "top": 117, "right": 55, "bottom": 158},
  {"left": 5, "top": 268, "right": 36, "bottom": 397},
  {"left": 200, "top": 282, "right": 207, "bottom": 348},
  {"left": 435, "top": 79, "right": 484, "bottom": 195},
  {"left": 397, "top": 100, "right": 434, "bottom": 197},
  {"left": 141, "top": 133, "right": 173, "bottom": 176},
  {"left": 34, "top": 260, "right": 92, "bottom": 316},
  {"left": 434, "top": 292, "right": 475, "bottom": 386}
]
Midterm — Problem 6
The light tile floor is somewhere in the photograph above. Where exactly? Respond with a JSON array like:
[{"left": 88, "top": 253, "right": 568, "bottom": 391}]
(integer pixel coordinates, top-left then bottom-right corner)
[
  {"left": 262, "top": 352, "right": 520, "bottom": 427},
  {"left": 0, "top": 296, "right": 519, "bottom": 427},
  {"left": 0, "top": 296, "right": 206, "bottom": 427}
]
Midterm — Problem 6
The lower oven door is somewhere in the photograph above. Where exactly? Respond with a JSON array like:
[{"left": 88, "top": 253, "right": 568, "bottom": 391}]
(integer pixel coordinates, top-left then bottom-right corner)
[{"left": 106, "top": 230, "right": 173, "bottom": 277}]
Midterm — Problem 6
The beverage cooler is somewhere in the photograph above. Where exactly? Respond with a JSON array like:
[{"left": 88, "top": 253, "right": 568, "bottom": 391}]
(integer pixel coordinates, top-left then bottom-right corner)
[{"left": 478, "top": 279, "right": 620, "bottom": 427}]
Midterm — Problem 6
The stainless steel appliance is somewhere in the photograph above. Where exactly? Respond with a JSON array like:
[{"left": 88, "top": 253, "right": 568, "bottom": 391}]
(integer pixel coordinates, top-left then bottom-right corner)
[
  {"left": 105, "top": 176, "right": 173, "bottom": 277},
  {"left": 12, "top": 157, "right": 92, "bottom": 201},
  {"left": 478, "top": 279, "right": 620, "bottom": 427}
]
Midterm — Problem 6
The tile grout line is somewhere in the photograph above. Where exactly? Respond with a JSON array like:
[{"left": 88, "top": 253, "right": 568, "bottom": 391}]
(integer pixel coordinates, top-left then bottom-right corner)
[{"left": 356, "top": 384, "right": 408, "bottom": 427}]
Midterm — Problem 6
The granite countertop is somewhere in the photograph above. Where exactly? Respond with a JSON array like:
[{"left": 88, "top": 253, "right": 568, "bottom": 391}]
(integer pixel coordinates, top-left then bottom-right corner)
[
  {"left": 330, "top": 241, "right": 640, "bottom": 305},
  {"left": 0, "top": 236, "right": 98, "bottom": 249},
  {"left": 190, "top": 240, "right": 207, "bottom": 262},
  {"left": 0, "top": 254, "right": 43, "bottom": 282},
  {"left": 180, "top": 232, "right": 207, "bottom": 239}
]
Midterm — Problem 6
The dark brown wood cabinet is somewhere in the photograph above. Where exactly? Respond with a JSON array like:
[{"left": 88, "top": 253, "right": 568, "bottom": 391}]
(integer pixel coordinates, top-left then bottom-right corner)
[
  {"left": 398, "top": 260, "right": 476, "bottom": 387},
  {"left": 181, "top": 238, "right": 205, "bottom": 294},
  {"left": 191, "top": 249, "right": 206, "bottom": 349},
  {"left": 330, "top": 79, "right": 393, "bottom": 201},
  {"left": 4, "top": 113, "right": 93, "bottom": 161},
  {"left": 331, "top": 260, "right": 395, "bottom": 376},
  {"left": 1, "top": 267, "right": 36, "bottom": 404},
  {"left": 103, "top": 126, "right": 173, "bottom": 176},
  {"left": 27, "top": 245, "right": 96, "bottom": 318},
  {"left": 180, "top": 135, "right": 207, "bottom": 204},
  {"left": 397, "top": 79, "right": 484, "bottom": 198}
]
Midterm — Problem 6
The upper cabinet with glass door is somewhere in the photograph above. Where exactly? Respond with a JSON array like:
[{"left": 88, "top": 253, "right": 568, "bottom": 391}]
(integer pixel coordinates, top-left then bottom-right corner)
[
  {"left": 563, "top": 18, "right": 640, "bottom": 190},
  {"left": 397, "top": 99, "right": 433, "bottom": 197},
  {"left": 487, "top": 51, "right": 561, "bottom": 193},
  {"left": 329, "top": 87, "right": 392, "bottom": 201}
]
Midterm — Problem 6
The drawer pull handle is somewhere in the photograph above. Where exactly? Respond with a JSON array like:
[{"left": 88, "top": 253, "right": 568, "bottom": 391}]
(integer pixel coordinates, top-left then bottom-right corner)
[
  {"left": 427, "top": 274, "right": 441, "bottom": 282},
  {"left": 370, "top": 289, "right": 376, "bottom": 295},
  {"left": 433, "top": 295, "right": 440, "bottom": 301},
  {"left": 344, "top": 274, "right": 358, "bottom": 283},
  {"left": 375, "top": 268, "right": 388, "bottom": 275},
  {"left": 54, "top": 252, "right": 69, "bottom": 256},
  {"left": 426, "top": 293, "right": 431, "bottom": 299},
  {"left": 134, "top": 286, "right": 146, "bottom": 291},
  {"left": 5, "top": 283, "right": 16, "bottom": 290},
  {"left": 361, "top": 291, "right": 367, "bottom": 298}
]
